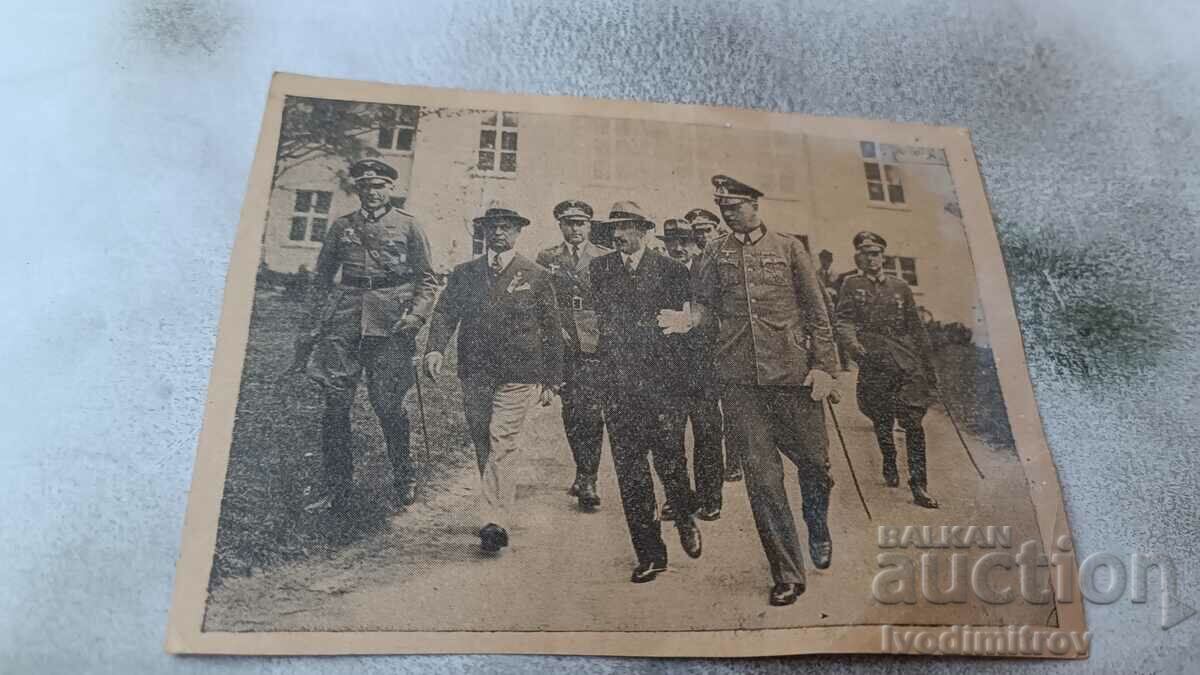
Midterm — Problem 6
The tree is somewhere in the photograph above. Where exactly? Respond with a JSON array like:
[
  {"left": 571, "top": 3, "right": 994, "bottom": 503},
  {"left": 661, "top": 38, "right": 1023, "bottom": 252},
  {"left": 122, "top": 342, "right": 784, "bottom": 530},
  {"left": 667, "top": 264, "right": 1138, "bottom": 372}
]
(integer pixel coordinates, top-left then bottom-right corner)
[{"left": 273, "top": 96, "right": 388, "bottom": 190}]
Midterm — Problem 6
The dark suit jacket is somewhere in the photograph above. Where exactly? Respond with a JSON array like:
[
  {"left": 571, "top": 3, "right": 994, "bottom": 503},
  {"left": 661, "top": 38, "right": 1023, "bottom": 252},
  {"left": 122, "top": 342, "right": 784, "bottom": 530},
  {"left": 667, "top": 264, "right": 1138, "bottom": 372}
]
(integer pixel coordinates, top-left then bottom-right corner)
[
  {"left": 591, "top": 249, "right": 691, "bottom": 397},
  {"left": 426, "top": 253, "right": 564, "bottom": 386}
]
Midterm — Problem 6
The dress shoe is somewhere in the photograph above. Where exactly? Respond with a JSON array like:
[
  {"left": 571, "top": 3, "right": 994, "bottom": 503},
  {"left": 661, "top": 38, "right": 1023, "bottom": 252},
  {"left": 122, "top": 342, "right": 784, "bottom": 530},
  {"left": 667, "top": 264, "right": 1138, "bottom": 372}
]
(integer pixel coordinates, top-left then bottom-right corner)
[
  {"left": 567, "top": 475, "right": 583, "bottom": 497},
  {"left": 769, "top": 582, "right": 806, "bottom": 606},
  {"left": 659, "top": 501, "right": 677, "bottom": 521},
  {"left": 394, "top": 481, "right": 417, "bottom": 507},
  {"left": 810, "top": 539, "right": 832, "bottom": 569},
  {"left": 912, "top": 487, "right": 939, "bottom": 509},
  {"left": 677, "top": 517, "right": 703, "bottom": 559},
  {"left": 696, "top": 504, "right": 722, "bottom": 521},
  {"left": 577, "top": 478, "right": 600, "bottom": 511},
  {"left": 630, "top": 559, "right": 667, "bottom": 583},
  {"left": 479, "top": 523, "right": 509, "bottom": 552},
  {"left": 724, "top": 465, "right": 744, "bottom": 482}
]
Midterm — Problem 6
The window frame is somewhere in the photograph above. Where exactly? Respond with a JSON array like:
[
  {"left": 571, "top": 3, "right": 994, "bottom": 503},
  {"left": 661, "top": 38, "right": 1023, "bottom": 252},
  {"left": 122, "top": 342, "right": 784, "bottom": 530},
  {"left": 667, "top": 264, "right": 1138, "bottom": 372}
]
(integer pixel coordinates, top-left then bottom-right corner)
[
  {"left": 860, "top": 141, "right": 908, "bottom": 210},
  {"left": 375, "top": 104, "right": 420, "bottom": 153},
  {"left": 285, "top": 189, "right": 333, "bottom": 246},
  {"left": 882, "top": 254, "right": 919, "bottom": 287},
  {"left": 475, "top": 110, "right": 519, "bottom": 175}
]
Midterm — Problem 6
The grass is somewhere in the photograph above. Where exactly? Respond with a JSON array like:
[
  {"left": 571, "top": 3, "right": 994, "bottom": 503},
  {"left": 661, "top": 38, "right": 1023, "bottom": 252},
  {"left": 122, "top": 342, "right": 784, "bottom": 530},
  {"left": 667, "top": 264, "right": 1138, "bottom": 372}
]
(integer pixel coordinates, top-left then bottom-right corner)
[{"left": 208, "top": 289, "right": 471, "bottom": 586}]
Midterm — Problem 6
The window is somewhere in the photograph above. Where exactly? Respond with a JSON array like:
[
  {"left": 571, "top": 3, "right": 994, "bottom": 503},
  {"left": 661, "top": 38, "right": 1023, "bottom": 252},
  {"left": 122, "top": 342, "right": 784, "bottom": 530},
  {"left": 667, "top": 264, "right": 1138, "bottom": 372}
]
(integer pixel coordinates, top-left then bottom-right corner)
[
  {"left": 288, "top": 190, "right": 332, "bottom": 242},
  {"left": 478, "top": 111, "right": 518, "bottom": 172},
  {"left": 883, "top": 255, "right": 919, "bottom": 286},
  {"left": 860, "top": 141, "right": 905, "bottom": 206},
  {"left": 376, "top": 105, "right": 419, "bottom": 151}
]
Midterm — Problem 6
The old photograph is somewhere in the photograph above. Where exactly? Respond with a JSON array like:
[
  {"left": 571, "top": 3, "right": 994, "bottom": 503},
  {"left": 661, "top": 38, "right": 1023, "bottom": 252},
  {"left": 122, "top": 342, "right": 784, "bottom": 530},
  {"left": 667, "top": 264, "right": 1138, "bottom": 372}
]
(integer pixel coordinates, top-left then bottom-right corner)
[{"left": 166, "top": 74, "right": 1082, "bottom": 657}]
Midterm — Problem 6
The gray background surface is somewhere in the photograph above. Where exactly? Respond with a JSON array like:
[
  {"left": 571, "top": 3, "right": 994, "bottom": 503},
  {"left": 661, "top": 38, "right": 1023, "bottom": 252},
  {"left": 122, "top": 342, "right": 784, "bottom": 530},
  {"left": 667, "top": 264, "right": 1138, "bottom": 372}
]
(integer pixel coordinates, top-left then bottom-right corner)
[{"left": 2, "top": 0, "right": 1198, "bottom": 672}]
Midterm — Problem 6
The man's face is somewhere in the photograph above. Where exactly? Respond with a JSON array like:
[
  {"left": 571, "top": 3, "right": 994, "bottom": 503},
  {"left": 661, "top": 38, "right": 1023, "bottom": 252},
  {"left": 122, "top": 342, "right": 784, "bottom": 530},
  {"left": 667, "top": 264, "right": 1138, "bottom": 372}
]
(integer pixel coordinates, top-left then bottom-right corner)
[
  {"left": 356, "top": 179, "right": 392, "bottom": 211},
  {"left": 484, "top": 221, "right": 523, "bottom": 253},
  {"left": 663, "top": 237, "right": 690, "bottom": 261},
  {"left": 558, "top": 218, "right": 591, "bottom": 246},
  {"left": 856, "top": 248, "right": 884, "bottom": 274},
  {"left": 612, "top": 222, "right": 646, "bottom": 255},
  {"left": 819, "top": 254, "right": 833, "bottom": 271},
  {"left": 716, "top": 199, "right": 758, "bottom": 233}
]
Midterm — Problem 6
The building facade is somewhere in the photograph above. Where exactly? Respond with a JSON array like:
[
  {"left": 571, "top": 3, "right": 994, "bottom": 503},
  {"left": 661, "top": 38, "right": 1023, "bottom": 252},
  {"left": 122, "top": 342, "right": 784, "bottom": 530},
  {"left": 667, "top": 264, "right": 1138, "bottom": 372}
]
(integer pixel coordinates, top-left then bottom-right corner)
[{"left": 262, "top": 104, "right": 987, "bottom": 344}]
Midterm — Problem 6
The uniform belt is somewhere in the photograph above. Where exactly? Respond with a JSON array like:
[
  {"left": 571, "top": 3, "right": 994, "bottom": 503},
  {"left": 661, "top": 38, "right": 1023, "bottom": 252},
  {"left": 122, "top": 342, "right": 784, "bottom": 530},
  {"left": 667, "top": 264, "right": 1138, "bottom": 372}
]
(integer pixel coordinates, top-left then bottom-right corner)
[{"left": 340, "top": 273, "right": 408, "bottom": 289}]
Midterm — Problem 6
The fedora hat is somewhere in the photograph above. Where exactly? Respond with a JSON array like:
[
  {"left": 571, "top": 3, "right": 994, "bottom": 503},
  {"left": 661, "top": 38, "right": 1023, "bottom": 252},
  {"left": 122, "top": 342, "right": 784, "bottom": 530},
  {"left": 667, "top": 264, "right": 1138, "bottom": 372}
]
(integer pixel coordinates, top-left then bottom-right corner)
[
  {"left": 472, "top": 206, "right": 530, "bottom": 229},
  {"left": 601, "top": 200, "right": 655, "bottom": 230}
]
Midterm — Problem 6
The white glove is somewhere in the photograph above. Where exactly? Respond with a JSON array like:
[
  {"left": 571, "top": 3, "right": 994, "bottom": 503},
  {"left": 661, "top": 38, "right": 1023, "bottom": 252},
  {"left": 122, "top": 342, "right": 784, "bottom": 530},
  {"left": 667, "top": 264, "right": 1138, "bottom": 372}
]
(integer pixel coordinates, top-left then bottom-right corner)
[
  {"left": 424, "top": 352, "right": 445, "bottom": 378},
  {"left": 803, "top": 369, "right": 835, "bottom": 401},
  {"left": 657, "top": 301, "right": 695, "bottom": 335}
]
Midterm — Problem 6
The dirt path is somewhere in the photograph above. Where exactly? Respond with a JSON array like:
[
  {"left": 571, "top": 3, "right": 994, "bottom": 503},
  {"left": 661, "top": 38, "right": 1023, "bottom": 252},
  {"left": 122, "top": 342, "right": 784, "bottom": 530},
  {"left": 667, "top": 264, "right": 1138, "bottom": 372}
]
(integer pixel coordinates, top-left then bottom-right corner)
[{"left": 205, "top": 377, "right": 1054, "bottom": 633}]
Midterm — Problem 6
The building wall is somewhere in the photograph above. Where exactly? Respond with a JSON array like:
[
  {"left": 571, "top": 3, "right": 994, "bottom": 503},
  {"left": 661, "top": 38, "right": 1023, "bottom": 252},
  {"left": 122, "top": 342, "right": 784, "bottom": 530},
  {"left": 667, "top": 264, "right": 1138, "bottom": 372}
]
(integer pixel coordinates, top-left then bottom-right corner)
[{"left": 261, "top": 109, "right": 987, "bottom": 343}]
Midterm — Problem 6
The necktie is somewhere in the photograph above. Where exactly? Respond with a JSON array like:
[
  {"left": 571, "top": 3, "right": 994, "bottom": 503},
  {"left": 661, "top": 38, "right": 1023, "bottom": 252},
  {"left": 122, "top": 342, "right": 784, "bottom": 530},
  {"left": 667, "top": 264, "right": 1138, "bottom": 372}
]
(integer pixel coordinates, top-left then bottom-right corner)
[
  {"left": 742, "top": 233, "right": 753, "bottom": 246},
  {"left": 491, "top": 255, "right": 503, "bottom": 279},
  {"left": 624, "top": 256, "right": 635, "bottom": 275},
  {"left": 571, "top": 245, "right": 580, "bottom": 264}
]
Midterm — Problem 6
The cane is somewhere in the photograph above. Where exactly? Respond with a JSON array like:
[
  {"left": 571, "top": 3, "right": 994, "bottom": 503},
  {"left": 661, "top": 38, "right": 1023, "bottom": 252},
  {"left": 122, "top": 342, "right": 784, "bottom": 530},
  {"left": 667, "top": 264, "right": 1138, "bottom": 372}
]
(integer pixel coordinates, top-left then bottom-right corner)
[
  {"left": 826, "top": 392, "right": 872, "bottom": 521},
  {"left": 412, "top": 357, "right": 433, "bottom": 498},
  {"left": 936, "top": 391, "right": 986, "bottom": 480}
]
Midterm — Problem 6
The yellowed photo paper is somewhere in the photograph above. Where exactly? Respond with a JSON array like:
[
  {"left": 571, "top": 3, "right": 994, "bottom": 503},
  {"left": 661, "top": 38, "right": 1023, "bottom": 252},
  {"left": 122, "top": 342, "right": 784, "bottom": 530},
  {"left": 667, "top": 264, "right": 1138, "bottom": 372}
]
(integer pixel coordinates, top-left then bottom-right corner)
[{"left": 166, "top": 73, "right": 1084, "bottom": 657}]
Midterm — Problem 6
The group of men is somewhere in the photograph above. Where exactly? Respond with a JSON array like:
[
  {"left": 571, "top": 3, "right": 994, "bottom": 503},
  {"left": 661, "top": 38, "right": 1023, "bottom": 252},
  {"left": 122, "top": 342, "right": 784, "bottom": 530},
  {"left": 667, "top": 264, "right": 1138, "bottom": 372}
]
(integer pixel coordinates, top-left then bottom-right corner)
[{"left": 289, "top": 158, "right": 941, "bottom": 607}]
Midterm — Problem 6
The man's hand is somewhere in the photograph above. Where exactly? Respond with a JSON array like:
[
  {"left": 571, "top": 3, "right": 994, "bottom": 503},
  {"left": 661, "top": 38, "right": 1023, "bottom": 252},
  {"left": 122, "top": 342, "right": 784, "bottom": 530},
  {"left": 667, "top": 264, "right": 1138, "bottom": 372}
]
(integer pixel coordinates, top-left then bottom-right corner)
[
  {"left": 392, "top": 313, "right": 425, "bottom": 337},
  {"left": 657, "top": 301, "right": 695, "bottom": 335},
  {"left": 539, "top": 384, "right": 560, "bottom": 407},
  {"left": 803, "top": 369, "right": 835, "bottom": 401},
  {"left": 424, "top": 352, "right": 445, "bottom": 378}
]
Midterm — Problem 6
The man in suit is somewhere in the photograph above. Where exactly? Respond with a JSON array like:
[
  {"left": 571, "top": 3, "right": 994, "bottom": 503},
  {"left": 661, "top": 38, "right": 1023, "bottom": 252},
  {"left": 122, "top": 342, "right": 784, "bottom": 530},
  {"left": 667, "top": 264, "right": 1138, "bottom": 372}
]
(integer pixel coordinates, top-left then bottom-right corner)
[
  {"left": 536, "top": 200, "right": 611, "bottom": 511},
  {"left": 287, "top": 159, "right": 439, "bottom": 514},
  {"left": 685, "top": 207, "right": 743, "bottom": 483},
  {"left": 677, "top": 175, "right": 839, "bottom": 607},
  {"left": 834, "top": 231, "right": 939, "bottom": 509},
  {"left": 424, "top": 207, "right": 564, "bottom": 553},
  {"left": 591, "top": 201, "right": 702, "bottom": 583},
  {"left": 657, "top": 218, "right": 725, "bottom": 521}
]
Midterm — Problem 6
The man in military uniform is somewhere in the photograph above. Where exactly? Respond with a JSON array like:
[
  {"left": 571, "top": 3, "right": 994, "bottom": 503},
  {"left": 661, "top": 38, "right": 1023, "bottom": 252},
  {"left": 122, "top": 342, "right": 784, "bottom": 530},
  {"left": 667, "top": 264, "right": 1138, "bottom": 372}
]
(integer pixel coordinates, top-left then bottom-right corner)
[
  {"left": 834, "top": 232, "right": 940, "bottom": 509},
  {"left": 657, "top": 218, "right": 725, "bottom": 520},
  {"left": 684, "top": 207, "right": 743, "bottom": 482},
  {"left": 684, "top": 207, "right": 727, "bottom": 242},
  {"left": 675, "top": 175, "right": 839, "bottom": 607},
  {"left": 536, "top": 200, "right": 611, "bottom": 510},
  {"left": 288, "top": 159, "right": 439, "bottom": 513}
]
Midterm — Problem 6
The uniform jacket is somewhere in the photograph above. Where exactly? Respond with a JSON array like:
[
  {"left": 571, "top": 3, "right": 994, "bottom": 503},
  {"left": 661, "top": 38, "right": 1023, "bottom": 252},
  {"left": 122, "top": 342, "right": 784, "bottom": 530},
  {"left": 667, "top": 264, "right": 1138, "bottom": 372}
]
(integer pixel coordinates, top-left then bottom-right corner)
[
  {"left": 693, "top": 226, "right": 839, "bottom": 386},
  {"left": 536, "top": 240, "right": 611, "bottom": 355},
  {"left": 591, "top": 248, "right": 692, "bottom": 397},
  {"left": 306, "top": 206, "right": 439, "bottom": 337},
  {"left": 833, "top": 271, "right": 935, "bottom": 379},
  {"left": 425, "top": 253, "right": 564, "bottom": 386}
]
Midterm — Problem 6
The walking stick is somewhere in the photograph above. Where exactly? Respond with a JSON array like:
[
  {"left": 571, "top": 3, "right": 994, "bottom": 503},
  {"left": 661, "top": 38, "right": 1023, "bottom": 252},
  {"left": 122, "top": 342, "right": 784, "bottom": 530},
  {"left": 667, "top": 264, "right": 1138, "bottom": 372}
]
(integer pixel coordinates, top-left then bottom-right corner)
[
  {"left": 826, "top": 394, "right": 872, "bottom": 521},
  {"left": 412, "top": 358, "right": 433, "bottom": 497},
  {"left": 937, "top": 391, "right": 986, "bottom": 480}
]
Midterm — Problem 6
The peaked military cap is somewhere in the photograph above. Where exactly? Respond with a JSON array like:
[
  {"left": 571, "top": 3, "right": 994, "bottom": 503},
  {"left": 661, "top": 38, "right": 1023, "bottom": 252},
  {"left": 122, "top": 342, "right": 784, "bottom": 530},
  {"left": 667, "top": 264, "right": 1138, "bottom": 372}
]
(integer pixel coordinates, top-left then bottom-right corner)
[
  {"left": 656, "top": 218, "right": 692, "bottom": 241},
  {"left": 684, "top": 208, "right": 721, "bottom": 228},
  {"left": 349, "top": 158, "right": 399, "bottom": 184},
  {"left": 473, "top": 206, "right": 531, "bottom": 229},
  {"left": 712, "top": 174, "right": 764, "bottom": 203},
  {"left": 853, "top": 231, "right": 888, "bottom": 252},
  {"left": 553, "top": 199, "right": 593, "bottom": 221},
  {"left": 600, "top": 200, "right": 655, "bottom": 230}
]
